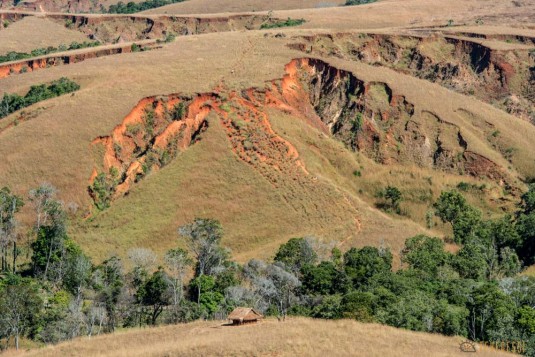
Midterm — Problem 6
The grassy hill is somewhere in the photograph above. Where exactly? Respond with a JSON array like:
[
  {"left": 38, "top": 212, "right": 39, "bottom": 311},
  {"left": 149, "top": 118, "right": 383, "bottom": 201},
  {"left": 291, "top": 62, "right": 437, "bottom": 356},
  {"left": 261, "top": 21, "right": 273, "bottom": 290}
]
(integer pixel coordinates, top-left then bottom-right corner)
[
  {"left": 3, "top": 318, "right": 519, "bottom": 357},
  {"left": 0, "top": 2, "right": 533, "bottom": 264}
]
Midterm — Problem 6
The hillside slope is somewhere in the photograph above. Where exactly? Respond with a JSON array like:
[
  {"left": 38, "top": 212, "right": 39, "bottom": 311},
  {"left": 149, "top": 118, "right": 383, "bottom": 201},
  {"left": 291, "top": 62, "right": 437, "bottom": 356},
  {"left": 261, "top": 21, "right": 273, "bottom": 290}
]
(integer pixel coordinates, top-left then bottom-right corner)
[
  {"left": 0, "top": 2, "right": 534, "bottom": 264},
  {"left": 0, "top": 25, "right": 534, "bottom": 262},
  {"left": 3, "top": 318, "right": 519, "bottom": 357}
]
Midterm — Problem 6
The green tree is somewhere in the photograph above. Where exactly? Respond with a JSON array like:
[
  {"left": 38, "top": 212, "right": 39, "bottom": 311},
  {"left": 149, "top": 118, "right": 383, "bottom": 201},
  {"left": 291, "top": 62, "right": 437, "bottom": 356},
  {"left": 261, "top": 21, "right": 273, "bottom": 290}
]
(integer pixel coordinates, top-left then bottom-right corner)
[
  {"left": 311, "top": 295, "right": 342, "bottom": 319},
  {"left": 178, "top": 218, "right": 229, "bottom": 304},
  {"left": 344, "top": 246, "right": 392, "bottom": 286},
  {"left": 402, "top": 235, "right": 450, "bottom": 278},
  {"left": 93, "top": 256, "right": 124, "bottom": 332},
  {"left": 518, "top": 306, "right": 535, "bottom": 334},
  {"left": 301, "top": 261, "right": 348, "bottom": 295},
  {"left": 274, "top": 237, "right": 317, "bottom": 274},
  {"left": 517, "top": 185, "right": 535, "bottom": 264},
  {"left": 0, "top": 281, "right": 42, "bottom": 350},
  {"left": 0, "top": 187, "right": 24, "bottom": 272},
  {"left": 383, "top": 186, "right": 402, "bottom": 212},
  {"left": 467, "top": 283, "right": 516, "bottom": 341},
  {"left": 137, "top": 268, "right": 170, "bottom": 325},
  {"left": 341, "top": 291, "right": 376, "bottom": 322},
  {"left": 188, "top": 275, "right": 224, "bottom": 316},
  {"left": 434, "top": 190, "right": 470, "bottom": 224}
]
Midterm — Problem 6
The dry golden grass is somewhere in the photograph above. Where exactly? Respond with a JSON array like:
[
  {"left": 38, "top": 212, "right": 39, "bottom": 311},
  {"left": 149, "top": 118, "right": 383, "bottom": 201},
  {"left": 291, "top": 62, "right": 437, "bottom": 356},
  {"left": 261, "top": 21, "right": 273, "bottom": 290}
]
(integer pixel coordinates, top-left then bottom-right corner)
[
  {"left": 0, "top": 24, "right": 533, "bottom": 263},
  {"left": 144, "top": 0, "right": 535, "bottom": 30},
  {"left": 3, "top": 318, "right": 519, "bottom": 357},
  {"left": 0, "top": 1, "right": 533, "bottom": 264},
  {"left": 0, "top": 16, "right": 88, "bottom": 55},
  {"left": 142, "top": 0, "right": 344, "bottom": 15}
]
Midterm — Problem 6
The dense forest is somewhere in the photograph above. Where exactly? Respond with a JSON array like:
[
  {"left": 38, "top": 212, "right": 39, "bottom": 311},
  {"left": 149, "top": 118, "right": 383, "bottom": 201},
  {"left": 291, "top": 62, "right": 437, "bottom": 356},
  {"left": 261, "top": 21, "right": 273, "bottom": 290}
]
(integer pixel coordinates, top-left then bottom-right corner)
[{"left": 0, "top": 184, "right": 534, "bottom": 354}]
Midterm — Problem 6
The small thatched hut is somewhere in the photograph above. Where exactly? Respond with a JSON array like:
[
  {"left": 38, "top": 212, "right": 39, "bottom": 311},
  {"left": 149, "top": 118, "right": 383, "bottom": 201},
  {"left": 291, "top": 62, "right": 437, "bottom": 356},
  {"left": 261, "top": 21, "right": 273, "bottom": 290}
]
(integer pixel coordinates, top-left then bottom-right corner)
[{"left": 228, "top": 307, "right": 263, "bottom": 325}]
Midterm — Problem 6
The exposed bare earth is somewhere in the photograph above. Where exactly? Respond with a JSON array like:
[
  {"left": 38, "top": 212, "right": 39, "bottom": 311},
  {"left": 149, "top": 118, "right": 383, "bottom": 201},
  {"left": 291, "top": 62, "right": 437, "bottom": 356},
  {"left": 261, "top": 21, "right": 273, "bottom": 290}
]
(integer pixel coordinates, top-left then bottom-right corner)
[{"left": 2, "top": 318, "right": 520, "bottom": 357}]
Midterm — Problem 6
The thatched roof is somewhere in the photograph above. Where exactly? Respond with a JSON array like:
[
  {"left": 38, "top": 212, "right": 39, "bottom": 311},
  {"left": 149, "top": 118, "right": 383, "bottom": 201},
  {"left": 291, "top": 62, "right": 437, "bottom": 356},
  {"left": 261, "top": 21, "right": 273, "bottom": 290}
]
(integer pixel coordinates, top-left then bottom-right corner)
[{"left": 228, "top": 307, "right": 263, "bottom": 321}]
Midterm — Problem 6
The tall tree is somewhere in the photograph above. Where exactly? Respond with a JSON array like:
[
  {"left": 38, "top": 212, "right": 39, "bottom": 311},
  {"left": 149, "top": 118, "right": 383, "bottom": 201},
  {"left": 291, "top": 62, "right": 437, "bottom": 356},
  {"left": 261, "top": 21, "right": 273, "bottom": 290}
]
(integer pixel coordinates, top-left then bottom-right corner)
[
  {"left": 274, "top": 237, "right": 317, "bottom": 274},
  {"left": 93, "top": 256, "right": 124, "bottom": 332},
  {"left": 28, "top": 183, "right": 57, "bottom": 241},
  {"left": 137, "top": 268, "right": 170, "bottom": 325},
  {"left": 0, "top": 187, "right": 24, "bottom": 273},
  {"left": 178, "top": 218, "right": 228, "bottom": 304},
  {"left": 165, "top": 248, "right": 191, "bottom": 308},
  {"left": 0, "top": 282, "right": 42, "bottom": 350}
]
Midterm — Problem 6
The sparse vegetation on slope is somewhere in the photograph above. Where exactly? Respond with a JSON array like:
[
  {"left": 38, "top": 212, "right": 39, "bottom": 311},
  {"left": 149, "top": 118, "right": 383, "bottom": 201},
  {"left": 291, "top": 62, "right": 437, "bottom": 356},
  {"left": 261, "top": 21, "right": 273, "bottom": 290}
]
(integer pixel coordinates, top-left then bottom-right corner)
[
  {"left": 345, "top": 0, "right": 376, "bottom": 6},
  {"left": 0, "top": 78, "right": 80, "bottom": 119},
  {"left": 0, "top": 41, "right": 101, "bottom": 64},
  {"left": 107, "top": 0, "right": 186, "bottom": 14},
  {"left": 260, "top": 18, "right": 306, "bottom": 29}
]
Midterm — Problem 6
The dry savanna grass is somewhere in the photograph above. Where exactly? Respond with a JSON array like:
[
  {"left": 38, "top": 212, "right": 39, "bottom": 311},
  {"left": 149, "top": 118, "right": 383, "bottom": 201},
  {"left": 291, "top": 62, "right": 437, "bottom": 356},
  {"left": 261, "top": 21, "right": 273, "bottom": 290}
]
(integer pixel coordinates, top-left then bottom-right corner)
[
  {"left": 0, "top": 0, "right": 533, "bottom": 264},
  {"left": 143, "top": 0, "right": 535, "bottom": 30},
  {"left": 142, "top": 0, "right": 345, "bottom": 15},
  {"left": 2, "top": 318, "right": 520, "bottom": 357},
  {"left": 0, "top": 16, "right": 88, "bottom": 55}
]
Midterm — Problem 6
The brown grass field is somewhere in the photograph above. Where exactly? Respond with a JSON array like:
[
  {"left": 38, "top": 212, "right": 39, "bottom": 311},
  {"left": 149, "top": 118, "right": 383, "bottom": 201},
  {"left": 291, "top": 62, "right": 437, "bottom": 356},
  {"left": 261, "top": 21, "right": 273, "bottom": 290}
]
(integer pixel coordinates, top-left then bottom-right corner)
[
  {"left": 2, "top": 318, "right": 521, "bottom": 357},
  {"left": 0, "top": 0, "right": 534, "bottom": 355},
  {"left": 0, "top": 0, "right": 533, "bottom": 266},
  {"left": 142, "top": 0, "right": 345, "bottom": 15},
  {"left": 0, "top": 15, "right": 88, "bottom": 54}
]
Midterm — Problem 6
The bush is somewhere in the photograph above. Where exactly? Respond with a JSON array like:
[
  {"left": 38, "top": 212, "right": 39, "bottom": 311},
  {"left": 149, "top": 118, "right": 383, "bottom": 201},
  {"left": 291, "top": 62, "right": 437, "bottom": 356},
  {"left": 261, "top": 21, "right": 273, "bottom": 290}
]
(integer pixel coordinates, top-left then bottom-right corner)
[
  {"left": 0, "top": 41, "right": 100, "bottom": 64},
  {"left": 345, "top": 0, "right": 376, "bottom": 5},
  {"left": 0, "top": 77, "right": 80, "bottom": 119},
  {"left": 260, "top": 18, "right": 306, "bottom": 29},
  {"left": 108, "top": 0, "right": 186, "bottom": 13}
]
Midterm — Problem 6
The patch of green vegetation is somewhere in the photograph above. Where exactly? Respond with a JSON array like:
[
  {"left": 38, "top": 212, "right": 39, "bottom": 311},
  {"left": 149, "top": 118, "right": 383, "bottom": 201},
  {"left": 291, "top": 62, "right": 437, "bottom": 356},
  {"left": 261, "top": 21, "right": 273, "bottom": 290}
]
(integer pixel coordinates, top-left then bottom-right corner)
[
  {"left": 126, "top": 123, "right": 142, "bottom": 136},
  {"left": 0, "top": 41, "right": 101, "bottom": 64},
  {"left": 220, "top": 102, "right": 232, "bottom": 113},
  {"left": 345, "top": 0, "right": 376, "bottom": 5},
  {"left": 107, "top": 0, "right": 186, "bottom": 13},
  {"left": 172, "top": 102, "right": 187, "bottom": 121},
  {"left": 88, "top": 168, "right": 119, "bottom": 211},
  {"left": 143, "top": 109, "right": 155, "bottom": 137},
  {"left": 376, "top": 186, "right": 403, "bottom": 214},
  {"left": 260, "top": 18, "right": 306, "bottom": 29},
  {"left": 0, "top": 77, "right": 80, "bottom": 119},
  {"left": 456, "top": 182, "right": 486, "bottom": 192}
]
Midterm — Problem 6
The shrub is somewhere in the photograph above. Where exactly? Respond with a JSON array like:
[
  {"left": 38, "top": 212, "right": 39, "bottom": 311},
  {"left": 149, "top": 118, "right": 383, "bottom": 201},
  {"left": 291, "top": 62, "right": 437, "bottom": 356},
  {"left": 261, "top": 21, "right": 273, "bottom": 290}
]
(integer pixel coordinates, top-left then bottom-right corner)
[
  {"left": 107, "top": 0, "right": 186, "bottom": 13},
  {"left": 260, "top": 18, "right": 306, "bottom": 29},
  {"left": 172, "top": 102, "right": 186, "bottom": 120},
  {"left": 0, "top": 41, "right": 100, "bottom": 64},
  {"left": 345, "top": 0, "right": 376, "bottom": 5}
]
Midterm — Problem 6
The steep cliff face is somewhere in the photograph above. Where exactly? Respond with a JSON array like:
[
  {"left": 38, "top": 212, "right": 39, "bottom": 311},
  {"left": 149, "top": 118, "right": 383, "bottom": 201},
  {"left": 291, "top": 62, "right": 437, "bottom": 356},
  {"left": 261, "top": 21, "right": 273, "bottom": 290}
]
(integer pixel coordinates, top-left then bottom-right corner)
[
  {"left": 89, "top": 58, "right": 513, "bottom": 209},
  {"left": 277, "top": 58, "right": 507, "bottom": 182},
  {"left": 288, "top": 33, "right": 535, "bottom": 124}
]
